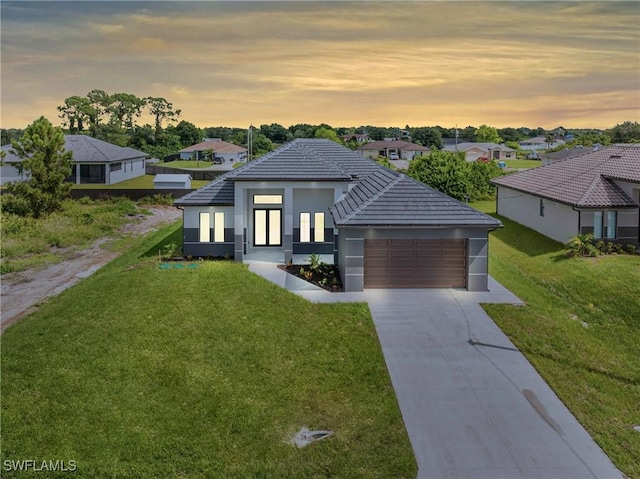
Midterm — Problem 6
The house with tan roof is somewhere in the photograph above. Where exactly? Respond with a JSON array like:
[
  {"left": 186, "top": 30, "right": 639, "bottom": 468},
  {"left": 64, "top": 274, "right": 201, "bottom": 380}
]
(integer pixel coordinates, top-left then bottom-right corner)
[
  {"left": 358, "top": 140, "right": 429, "bottom": 161},
  {"left": 179, "top": 139, "right": 247, "bottom": 164},
  {"left": 491, "top": 144, "right": 640, "bottom": 246}
]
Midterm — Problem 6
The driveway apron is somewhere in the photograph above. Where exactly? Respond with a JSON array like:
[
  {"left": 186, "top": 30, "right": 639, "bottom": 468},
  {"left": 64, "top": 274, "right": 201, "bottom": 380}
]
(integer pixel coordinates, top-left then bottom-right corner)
[{"left": 366, "top": 288, "right": 622, "bottom": 479}]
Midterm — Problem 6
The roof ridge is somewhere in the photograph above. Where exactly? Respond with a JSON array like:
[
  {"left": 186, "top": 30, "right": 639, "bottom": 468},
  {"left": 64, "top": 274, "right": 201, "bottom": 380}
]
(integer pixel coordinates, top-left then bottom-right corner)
[
  {"left": 76, "top": 135, "right": 111, "bottom": 162},
  {"left": 338, "top": 171, "right": 402, "bottom": 223},
  {"left": 296, "top": 141, "right": 354, "bottom": 178}
]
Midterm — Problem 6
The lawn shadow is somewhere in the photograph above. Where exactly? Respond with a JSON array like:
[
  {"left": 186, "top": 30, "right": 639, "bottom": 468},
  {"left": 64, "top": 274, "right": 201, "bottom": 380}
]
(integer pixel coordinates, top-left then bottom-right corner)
[
  {"left": 490, "top": 214, "right": 565, "bottom": 257},
  {"left": 140, "top": 224, "right": 183, "bottom": 259}
]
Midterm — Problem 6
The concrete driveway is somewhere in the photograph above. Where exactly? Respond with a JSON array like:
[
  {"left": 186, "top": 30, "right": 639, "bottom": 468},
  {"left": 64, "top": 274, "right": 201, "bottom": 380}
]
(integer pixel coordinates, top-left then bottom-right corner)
[{"left": 247, "top": 261, "right": 623, "bottom": 478}]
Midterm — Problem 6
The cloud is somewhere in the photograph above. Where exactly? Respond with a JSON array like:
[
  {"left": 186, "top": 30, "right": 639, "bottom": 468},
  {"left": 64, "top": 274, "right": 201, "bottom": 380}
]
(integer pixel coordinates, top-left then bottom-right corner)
[{"left": 1, "top": 1, "right": 638, "bottom": 129}]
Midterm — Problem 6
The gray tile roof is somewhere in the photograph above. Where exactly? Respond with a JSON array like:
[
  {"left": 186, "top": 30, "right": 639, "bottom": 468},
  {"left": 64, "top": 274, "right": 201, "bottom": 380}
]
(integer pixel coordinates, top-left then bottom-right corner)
[
  {"left": 492, "top": 144, "right": 640, "bottom": 208},
  {"left": 330, "top": 169, "right": 501, "bottom": 227},
  {"left": 1, "top": 135, "right": 148, "bottom": 164},
  {"left": 176, "top": 139, "right": 502, "bottom": 228}
]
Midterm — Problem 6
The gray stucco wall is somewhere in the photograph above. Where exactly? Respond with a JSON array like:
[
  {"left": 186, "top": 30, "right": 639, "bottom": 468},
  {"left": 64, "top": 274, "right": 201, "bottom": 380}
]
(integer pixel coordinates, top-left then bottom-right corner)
[
  {"left": 182, "top": 205, "right": 235, "bottom": 258},
  {"left": 337, "top": 227, "right": 491, "bottom": 292}
]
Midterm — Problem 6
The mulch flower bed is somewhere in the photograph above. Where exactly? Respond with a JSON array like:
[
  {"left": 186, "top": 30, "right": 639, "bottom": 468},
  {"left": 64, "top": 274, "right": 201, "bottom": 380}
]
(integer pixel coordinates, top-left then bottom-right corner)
[{"left": 278, "top": 263, "right": 344, "bottom": 292}]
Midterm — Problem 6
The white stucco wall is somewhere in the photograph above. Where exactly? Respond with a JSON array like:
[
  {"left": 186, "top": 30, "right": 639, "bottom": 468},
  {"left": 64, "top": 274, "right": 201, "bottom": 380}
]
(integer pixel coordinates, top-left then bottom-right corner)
[
  {"left": 496, "top": 186, "right": 579, "bottom": 243},
  {"left": 107, "top": 158, "right": 146, "bottom": 185}
]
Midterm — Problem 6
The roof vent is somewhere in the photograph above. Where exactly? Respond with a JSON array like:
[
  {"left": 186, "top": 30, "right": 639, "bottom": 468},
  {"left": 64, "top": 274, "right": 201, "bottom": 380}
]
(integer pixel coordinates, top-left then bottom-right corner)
[{"left": 609, "top": 154, "right": 622, "bottom": 159}]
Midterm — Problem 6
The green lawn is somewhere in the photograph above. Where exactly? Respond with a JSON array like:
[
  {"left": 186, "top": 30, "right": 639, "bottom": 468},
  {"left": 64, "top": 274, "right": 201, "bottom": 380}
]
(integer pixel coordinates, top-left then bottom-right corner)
[
  {"left": 1, "top": 223, "right": 416, "bottom": 478},
  {"left": 158, "top": 160, "right": 214, "bottom": 168},
  {"left": 72, "top": 175, "right": 210, "bottom": 189},
  {"left": 502, "top": 159, "right": 542, "bottom": 169},
  {"left": 472, "top": 202, "right": 640, "bottom": 477}
]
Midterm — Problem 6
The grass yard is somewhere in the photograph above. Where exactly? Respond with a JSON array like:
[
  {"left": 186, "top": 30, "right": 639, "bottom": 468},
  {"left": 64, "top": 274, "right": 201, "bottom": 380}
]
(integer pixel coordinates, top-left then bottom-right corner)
[
  {"left": 157, "top": 160, "right": 214, "bottom": 169},
  {"left": 72, "top": 175, "right": 210, "bottom": 189},
  {"left": 0, "top": 198, "right": 146, "bottom": 273},
  {"left": 1, "top": 223, "right": 416, "bottom": 478},
  {"left": 502, "top": 159, "right": 542, "bottom": 169},
  {"left": 472, "top": 201, "right": 640, "bottom": 477}
]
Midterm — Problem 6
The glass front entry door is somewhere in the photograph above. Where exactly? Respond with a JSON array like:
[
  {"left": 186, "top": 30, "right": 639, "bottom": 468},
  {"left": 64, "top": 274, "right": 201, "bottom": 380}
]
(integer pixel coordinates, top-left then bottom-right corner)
[{"left": 254, "top": 209, "right": 281, "bottom": 246}]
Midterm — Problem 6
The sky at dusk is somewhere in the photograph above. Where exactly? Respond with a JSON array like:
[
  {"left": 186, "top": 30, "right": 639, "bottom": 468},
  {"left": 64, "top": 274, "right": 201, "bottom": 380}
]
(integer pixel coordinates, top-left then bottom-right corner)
[{"left": 1, "top": 1, "right": 639, "bottom": 131}]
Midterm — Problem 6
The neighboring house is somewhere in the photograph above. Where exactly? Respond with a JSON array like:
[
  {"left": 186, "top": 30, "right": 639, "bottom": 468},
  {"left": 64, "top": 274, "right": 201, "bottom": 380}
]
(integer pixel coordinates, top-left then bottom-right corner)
[
  {"left": 540, "top": 146, "right": 599, "bottom": 165},
  {"left": 492, "top": 144, "right": 640, "bottom": 246},
  {"left": 179, "top": 139, "right": 247, "bottom": 163},
  {"left": 359, "top": 140, "right": 429, "bottom": 161},
  {"left": 175, "top": 139, "right": 501, "bottom": 292},
  {"left": 519, "top": 136, "right": 566, "bottom": 151},
  {"left": 153, "top": 174, "right": 192, "bottom": 189},
  {"left": 0, "top": 135, "right": 148, "bottom": 185},
  {"left": 341, "top": 133, "right": 369, "bottom": 143},
  {"left": 443, "top": 142, "right": 517, "bottom": 162}
]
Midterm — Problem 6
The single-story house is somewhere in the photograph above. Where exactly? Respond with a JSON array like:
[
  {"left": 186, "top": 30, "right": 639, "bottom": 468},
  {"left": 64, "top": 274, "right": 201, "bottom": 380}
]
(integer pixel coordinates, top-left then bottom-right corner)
[
  {"left": 519, "top": 136, "right": 566, "bottom": 151},
  {"left": 179, "top": 139, "right": 247, "bottom": 163},
  {"left": 341, "top": 133, "right": 370, "bottom": 143},
  {"left": 491, "top": 144, "right": 640, "bottom": 246},
  {"left": 153, "top": 174, "right": 192, "bottom": 189},
  {"left": 443, "top": 143, "right": 517, "bottom": 162},
  {"left": 0, "top": 135, "right": 148, "bottom": 185},
  {"left": 175, "top": 139, "right": 501, "bottom": 292},
  {"left": 358, "top": 140, "right": 430, "bottom": 161}
]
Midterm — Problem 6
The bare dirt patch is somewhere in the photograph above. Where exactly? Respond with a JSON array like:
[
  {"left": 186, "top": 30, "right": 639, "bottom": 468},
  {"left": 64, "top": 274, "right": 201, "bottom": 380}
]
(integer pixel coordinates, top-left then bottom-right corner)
[{"left": 1, "top": 207, "right": 181, "bottom": 332}]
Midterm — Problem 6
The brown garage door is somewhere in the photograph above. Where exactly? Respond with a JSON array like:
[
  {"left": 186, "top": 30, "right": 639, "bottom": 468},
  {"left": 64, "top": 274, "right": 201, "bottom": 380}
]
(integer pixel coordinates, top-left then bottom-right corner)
[{"left": 364, "top": 239, "right": 467, "bottom": 288}]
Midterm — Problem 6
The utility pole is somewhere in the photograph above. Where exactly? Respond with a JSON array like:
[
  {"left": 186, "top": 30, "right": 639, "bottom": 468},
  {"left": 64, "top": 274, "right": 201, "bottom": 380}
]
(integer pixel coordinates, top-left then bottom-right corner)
[{"left": 248, "top": 124, "right": 253, "bottom": 161}]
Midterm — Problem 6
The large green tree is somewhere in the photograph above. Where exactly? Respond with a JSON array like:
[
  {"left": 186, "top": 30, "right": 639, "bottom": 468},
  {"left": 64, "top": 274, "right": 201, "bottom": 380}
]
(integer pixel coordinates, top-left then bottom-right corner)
[
  {"left": 606, "top": 121, "right": 640, "bottom": 143},
  {"left": 146, "top": 97, "right": 181, "bottom": 134},
  {"left": 474, "top": 125, "right": 502, "bottom": 143},
  {"left": 407, "top": 149, "right": 470, "bottom": 201},
  {"left": 410, "top": 127, "right": 443, "bottom": 148},
  {"left": 57, "top": 96, "right": 94, "bottom": 134},
  {"left": 3, "top": 117, "right": 72, "bottom": 218},
  {"left": 174, "top": 120, "right": 202, "bottom": 147},
  {"left": 314, "top": 127, "right": 343, "bottom": 144},
  {"left": 108, "top": 93, "right": 146, "bottom": 130}
]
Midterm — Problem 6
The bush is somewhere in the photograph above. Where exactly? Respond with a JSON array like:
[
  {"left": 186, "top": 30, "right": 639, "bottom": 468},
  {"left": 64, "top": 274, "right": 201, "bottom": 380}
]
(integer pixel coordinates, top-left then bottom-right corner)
[{"left": 565, "top": 233, "right": 599, "bottom": 257}]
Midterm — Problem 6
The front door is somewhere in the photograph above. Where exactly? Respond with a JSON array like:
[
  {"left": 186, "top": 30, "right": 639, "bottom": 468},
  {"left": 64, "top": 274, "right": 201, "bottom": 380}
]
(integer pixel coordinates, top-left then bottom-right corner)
[{"left": 254, "top": 209, "right": 282, "bottom": 246}]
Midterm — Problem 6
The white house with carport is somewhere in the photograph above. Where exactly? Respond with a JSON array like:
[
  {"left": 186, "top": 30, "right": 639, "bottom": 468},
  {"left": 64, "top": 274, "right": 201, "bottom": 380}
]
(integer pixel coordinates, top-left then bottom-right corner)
[
  {"left": 0, "top": 135, "right": 148, "bottom": 185},
  {"left": 492, "top": 144, "right": 640, "bottom": 246},
  {"left": 175, "top": 139, "right": 501, "bottom": 292}
]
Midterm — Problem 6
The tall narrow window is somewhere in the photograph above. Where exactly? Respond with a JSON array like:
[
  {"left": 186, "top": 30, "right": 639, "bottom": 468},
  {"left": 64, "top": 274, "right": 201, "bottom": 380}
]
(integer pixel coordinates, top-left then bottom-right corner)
[
  {"left": 606, "top": 211, "right": 617, "bottom": 239},
  {"left": 199, "top": 212, "right": 210, "bottom": 242},
  {"left": 269, "top": 210, "right": 281, "bottom": 245},
  {"left": 314, "top": 213, "right": 325, "bottom": 242},
  {"left": 300, "top": 213, "right": 311, "bottom": 242},
  {"left": 214, "top": 212, "right": 225, "bottom": 243},
  {"left": 539, "top": 199, "right": 545, "bottom": 217},
  {"left": 593, "top": 211, "right": 603, "bottom": 239}
]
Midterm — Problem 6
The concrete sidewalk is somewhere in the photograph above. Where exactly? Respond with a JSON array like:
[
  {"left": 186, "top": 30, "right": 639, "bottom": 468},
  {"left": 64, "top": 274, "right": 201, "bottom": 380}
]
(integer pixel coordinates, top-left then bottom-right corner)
[{"left": 246, "top": 260, "right": 623, "bottom": 479}]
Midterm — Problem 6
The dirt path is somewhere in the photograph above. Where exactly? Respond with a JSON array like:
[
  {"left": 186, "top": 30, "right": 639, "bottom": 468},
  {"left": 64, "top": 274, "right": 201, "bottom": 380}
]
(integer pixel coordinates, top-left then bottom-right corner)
[{"left": 0, "top": 207, "right": 182, "bottom": 333}]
